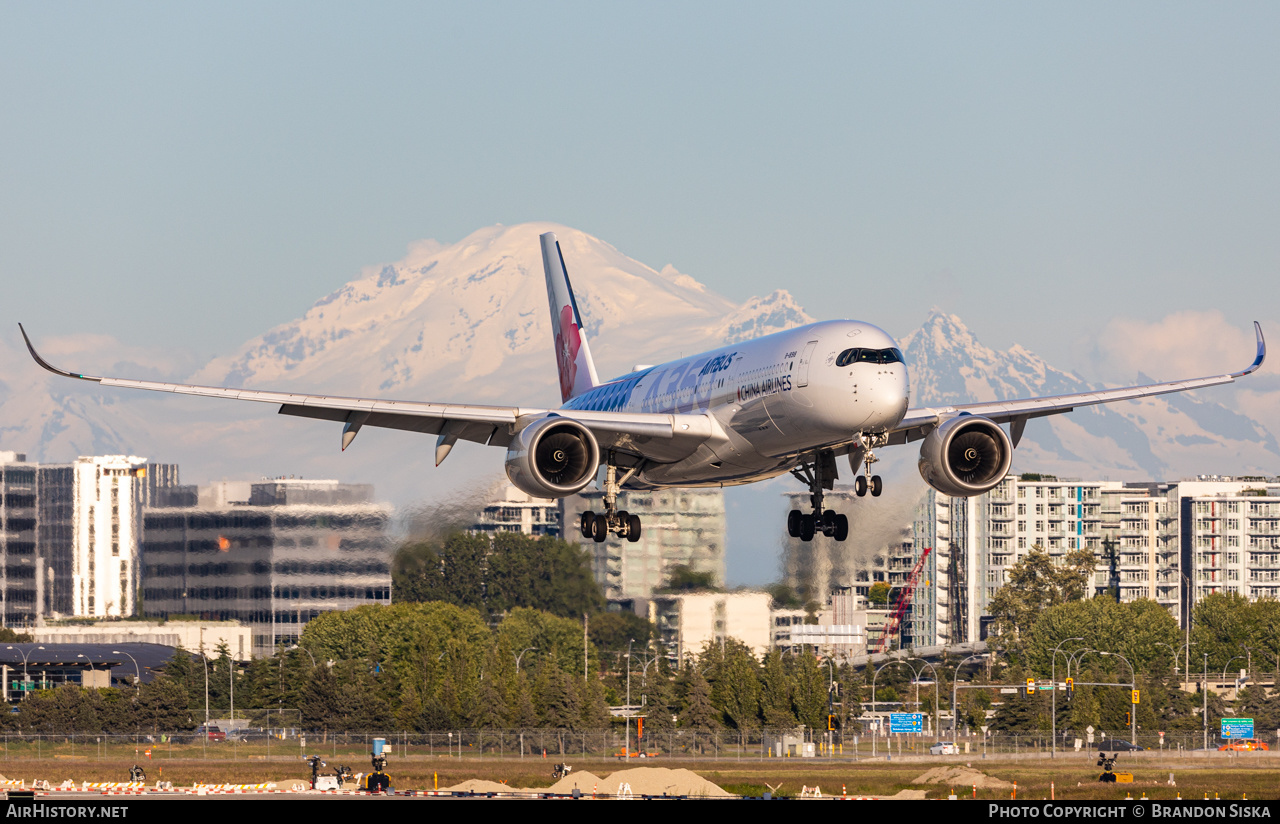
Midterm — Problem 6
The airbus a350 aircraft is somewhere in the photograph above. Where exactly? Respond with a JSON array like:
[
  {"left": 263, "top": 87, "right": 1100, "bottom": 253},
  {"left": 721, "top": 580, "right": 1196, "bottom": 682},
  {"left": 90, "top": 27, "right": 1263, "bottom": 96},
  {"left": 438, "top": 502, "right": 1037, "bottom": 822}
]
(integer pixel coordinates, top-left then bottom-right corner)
[{"left": 21, "top": 232, "right": 1266, "bottom": 545}]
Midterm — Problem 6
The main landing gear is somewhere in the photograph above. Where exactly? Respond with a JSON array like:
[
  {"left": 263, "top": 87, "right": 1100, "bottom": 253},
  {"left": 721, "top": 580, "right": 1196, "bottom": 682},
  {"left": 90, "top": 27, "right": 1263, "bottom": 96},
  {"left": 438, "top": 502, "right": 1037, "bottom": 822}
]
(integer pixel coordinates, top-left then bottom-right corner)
[
  {"left": 578, "top": 458, "right": 643, "bottom": 544},
  {"left": 788, "top": 451, "right": 849, "bottom": 542},
  {"left": 786, "top": 438, "right": 887, "bottom": 542}
]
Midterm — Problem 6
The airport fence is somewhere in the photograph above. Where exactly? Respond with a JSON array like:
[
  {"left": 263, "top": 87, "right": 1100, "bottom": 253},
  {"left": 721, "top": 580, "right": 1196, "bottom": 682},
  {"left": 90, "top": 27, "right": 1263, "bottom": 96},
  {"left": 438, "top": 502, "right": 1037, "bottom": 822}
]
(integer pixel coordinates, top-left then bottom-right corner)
[{"left": 0, "top": 727, "right": 1273, "bottom": 762}]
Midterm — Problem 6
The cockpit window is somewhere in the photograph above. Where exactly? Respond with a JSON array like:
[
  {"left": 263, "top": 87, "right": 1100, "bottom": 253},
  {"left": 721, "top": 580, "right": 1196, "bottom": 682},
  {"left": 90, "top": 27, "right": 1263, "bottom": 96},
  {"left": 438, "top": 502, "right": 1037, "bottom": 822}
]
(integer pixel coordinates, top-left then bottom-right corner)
[{"left": 835, "top": 347, "right": 903, "bottom": 366}]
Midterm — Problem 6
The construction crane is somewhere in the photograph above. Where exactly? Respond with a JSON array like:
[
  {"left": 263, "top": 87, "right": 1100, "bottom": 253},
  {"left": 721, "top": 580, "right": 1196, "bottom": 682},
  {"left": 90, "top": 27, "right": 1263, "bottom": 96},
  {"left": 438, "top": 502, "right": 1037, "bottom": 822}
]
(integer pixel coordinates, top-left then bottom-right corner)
[{"left": 874, "top": 546, "right": 933, "bottom": 654}]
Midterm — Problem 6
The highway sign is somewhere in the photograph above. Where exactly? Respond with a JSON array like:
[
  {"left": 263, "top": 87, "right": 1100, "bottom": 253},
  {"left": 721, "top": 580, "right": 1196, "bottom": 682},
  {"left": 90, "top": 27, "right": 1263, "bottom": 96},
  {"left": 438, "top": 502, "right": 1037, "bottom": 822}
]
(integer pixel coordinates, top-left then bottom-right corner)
[
  {"left": 1221, "top": 718, "right": 1254, "bottom": 739},
  {"left": 889, "top": 712, "right": 924, "bottom": 734}
]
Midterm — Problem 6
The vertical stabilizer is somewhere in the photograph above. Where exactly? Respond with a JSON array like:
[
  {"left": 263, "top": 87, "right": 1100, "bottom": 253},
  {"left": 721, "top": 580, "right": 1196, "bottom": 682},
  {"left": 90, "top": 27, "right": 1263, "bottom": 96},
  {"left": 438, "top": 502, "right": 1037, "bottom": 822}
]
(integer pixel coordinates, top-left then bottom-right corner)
[{"left": 540, "top": 232, "right": 601, "bottom": 402}]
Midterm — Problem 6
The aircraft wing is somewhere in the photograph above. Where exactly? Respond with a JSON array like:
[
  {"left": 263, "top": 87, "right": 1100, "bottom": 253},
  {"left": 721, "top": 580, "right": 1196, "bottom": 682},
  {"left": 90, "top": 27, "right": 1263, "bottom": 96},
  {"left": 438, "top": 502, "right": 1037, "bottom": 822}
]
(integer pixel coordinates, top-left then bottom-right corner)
[
  {"left": 889, "top": 321, "right": 1266, "bottom": 446},
  {"left": 18, "top": 324, "right": 718, "bottom": 462}
]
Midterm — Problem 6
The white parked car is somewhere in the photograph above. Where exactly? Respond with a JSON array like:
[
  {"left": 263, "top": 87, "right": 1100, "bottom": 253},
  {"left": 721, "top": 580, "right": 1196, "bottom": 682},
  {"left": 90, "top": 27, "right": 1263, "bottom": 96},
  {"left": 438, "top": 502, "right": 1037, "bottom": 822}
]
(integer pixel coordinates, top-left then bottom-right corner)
[{"left": 930, "top": 742, "right": 959, "bottom": 755}]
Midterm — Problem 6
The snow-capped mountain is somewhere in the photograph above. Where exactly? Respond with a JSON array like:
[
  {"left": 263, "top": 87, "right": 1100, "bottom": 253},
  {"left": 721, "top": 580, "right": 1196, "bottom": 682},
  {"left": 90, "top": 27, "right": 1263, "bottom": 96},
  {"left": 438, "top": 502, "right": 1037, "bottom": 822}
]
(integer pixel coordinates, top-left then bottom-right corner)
[
  {"left": 1, "top": 223, "right": 1274, "bottom": 506},
  {"left": 194, "top": 223, "right": 812, "bottom": 404}
]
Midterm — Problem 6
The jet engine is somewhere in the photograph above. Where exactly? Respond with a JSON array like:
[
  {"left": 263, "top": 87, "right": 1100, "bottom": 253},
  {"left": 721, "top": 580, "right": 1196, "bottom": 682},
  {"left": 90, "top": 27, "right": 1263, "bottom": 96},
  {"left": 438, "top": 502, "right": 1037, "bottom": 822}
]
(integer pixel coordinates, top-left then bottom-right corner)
[
  {"left": 917, "top": 415, "right": 1013, "bottom": 497},
  {"left": 505, "top": 416, "right": 600, "bottom": 498}
]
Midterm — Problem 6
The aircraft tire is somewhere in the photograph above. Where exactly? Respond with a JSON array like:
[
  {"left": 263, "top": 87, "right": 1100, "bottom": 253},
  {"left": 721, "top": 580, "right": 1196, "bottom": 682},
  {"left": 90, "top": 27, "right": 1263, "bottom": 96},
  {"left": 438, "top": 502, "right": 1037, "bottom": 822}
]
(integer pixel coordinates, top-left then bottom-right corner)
[
  {"left": 822, "top": 509, "right": 838, "bottom": 537},
  {"left": 855, "top": 476, "right": 867, "bottom": 497},
  {"left": 580, "top": 512, "right": 595, "bottom": 539},
  {"left": 870, "top": 475, "right": 883, "bottom": 497},
  {"left": 592, "top": 515, "right": 607, "bottom": 542},
  {"left": 799, "top": 514, "right": 816, "bottom": 542},
  {"left": 834, "top": 513, "right": 849, "bottom": 542},
  {"left": 627, "top": 514, "right": 642, "bottom": 542},
  {"left": 787, "top": 509, "right": 802, "bottom": 537}
]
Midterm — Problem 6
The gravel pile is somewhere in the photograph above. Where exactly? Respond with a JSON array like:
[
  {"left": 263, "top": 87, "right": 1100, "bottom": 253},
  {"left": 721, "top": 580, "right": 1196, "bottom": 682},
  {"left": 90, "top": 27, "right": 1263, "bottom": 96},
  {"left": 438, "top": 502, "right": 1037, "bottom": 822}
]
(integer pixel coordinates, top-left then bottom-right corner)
[{"left": 913, "top": 765, "right": 1013, "bottom": 789}]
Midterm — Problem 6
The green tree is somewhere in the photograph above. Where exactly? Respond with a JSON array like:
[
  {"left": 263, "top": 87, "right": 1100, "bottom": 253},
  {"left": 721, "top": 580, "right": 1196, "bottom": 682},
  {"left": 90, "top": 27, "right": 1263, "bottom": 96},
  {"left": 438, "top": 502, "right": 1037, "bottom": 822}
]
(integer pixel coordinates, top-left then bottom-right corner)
[
  {"left": 987, "top": 546, "right": 1096, "bottom": 644},
  {"left": 657, "top": 564, "right": 719, "bottom": 592},
  {"left": 588, "top": 611, "right": 656, "bottom": 657},
  {"left": 867, "top": 582, "right": 891, "bottom": 606},
  {"left": 704, "top": 640, "right": 761, "bottom": 730},
  {"left": 759, "top": 649, "right": 795, "bottom": 728}
]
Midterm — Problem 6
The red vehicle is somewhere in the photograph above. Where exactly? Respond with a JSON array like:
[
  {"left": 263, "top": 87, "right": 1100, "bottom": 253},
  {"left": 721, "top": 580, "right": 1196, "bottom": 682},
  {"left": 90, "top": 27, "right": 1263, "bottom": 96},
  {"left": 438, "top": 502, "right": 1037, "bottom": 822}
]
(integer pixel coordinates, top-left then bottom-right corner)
[
  {"left": 1219, "top": 739, "right": 1268, "bottom": 752},
  {"left": 195, "top": 725, "right": 226, "bottom": 742}
]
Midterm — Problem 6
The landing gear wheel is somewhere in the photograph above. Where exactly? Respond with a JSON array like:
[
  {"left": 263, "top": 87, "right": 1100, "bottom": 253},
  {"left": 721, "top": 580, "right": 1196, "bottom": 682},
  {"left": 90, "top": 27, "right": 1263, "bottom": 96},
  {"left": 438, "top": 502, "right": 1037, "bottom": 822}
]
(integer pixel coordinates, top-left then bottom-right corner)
[
  {"left": 833, "top": 513, "right": 849, "bottom": 542},
  {"left": 627, "top": 513, "right": 642, "bottom": 542},
  {"left": 855, "top": 475, "right": 867, "bottom": 497},
  {"left": 580, "top": 511, "right": 596, "bottom": 539},
  {"left": 822, "top": 509, "right": 838, "bottom": 537},
  {"left": 591, "top": 514, "right": 607, "bottom": 542},
  {"left": 799, "top": 513, "right": 816, "bottom": 542},
  {"left": 787, "top": 509, "right": 802, "bottom": 538},
  {"left": 870, "top": 475, "right": 883, "bottom": 497}
]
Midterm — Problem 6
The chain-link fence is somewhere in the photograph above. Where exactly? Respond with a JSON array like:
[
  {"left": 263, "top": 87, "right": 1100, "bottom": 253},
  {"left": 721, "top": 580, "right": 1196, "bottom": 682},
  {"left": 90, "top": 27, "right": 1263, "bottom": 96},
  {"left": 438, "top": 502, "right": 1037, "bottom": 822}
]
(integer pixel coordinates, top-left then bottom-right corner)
[{"left": 0, "top": 726, "right": 1272, "bottom": 762}]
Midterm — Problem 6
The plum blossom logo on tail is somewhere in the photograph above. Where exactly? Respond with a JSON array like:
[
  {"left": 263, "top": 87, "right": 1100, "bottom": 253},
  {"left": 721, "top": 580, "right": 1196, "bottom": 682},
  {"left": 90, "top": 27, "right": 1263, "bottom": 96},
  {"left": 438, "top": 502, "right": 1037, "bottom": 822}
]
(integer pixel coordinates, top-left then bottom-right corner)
[{"left": 556, "top": 304, "right": 581, "bottom": 402}]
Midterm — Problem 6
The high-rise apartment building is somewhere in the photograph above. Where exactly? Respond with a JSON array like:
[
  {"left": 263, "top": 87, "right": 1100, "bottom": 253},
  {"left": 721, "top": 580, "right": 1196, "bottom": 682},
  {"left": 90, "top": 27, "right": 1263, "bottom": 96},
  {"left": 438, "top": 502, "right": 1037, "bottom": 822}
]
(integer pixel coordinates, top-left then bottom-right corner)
[
  {"left": 0, "top": 452, "right": 177, "bottom": 625},
  {"left": 470, "top": 485, "right": 561, "bottom": 537}
]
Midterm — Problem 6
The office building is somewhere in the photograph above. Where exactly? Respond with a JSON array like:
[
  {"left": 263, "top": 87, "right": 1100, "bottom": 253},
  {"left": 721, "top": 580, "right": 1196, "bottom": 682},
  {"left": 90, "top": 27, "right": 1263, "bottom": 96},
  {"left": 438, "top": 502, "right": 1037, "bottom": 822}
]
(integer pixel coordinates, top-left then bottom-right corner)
[{"left": 142, "top": 478, "right": 392, "bottom": 658}]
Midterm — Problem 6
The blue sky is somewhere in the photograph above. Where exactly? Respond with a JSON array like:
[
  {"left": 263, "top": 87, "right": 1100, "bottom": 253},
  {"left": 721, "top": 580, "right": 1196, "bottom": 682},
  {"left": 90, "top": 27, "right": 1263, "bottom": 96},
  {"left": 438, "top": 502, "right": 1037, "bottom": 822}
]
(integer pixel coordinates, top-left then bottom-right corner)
[{"left": 4, "top": 2, "right": 1280, "bottom": 583}]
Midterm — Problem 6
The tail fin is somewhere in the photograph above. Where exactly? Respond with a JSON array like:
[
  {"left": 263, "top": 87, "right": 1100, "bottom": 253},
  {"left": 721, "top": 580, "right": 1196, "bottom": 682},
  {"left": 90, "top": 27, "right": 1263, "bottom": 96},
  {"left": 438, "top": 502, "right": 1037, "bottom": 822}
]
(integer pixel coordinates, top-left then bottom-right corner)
[{"left": 540, "top": 232, "right": 601, "bottom": 403}]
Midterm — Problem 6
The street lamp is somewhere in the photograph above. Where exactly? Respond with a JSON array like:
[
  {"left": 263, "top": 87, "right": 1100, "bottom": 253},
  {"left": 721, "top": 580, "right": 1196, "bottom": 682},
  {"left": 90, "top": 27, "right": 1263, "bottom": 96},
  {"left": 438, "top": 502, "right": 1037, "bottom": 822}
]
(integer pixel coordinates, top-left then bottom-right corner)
[
  {"left": 1154, "top": 642, "right": 1180, "bottom": 678},
  {"left": 1051, "top": 637, "right": 1085, "bottom": 758},
  {"left": 1100, "top": 651, "right": 1136, "bottom": 742},
  {"left": 515, "top": 647, "right": 537, "bottom": 674},
  {"left": 871, "top": 658, "right": 911, "bottom": 757},
  {"left": 950, "top": 653, "right": 989, "bottom": 737},
  {"left": 112, "top": 650, "right": 141, "bottom": 694},
  {"left": 903, "top": 657, "right": 940, "bottom": 739},
  {"left": 5, "top": 645, "right": 45, "bottom": 700}
]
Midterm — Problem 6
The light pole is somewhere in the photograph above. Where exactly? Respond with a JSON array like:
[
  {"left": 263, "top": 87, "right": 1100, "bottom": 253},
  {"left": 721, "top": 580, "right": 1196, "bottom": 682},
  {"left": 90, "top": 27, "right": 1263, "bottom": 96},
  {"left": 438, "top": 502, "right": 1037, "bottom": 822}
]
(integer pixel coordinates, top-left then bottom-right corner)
[
  {"left": 1203, "top": 652, "right": 1209, "bottom": 751},
  {"left": 950, "top": 653, "right": 989, "bottom": 737},
  {"left": 112, "top": 650, "right": 141, "bottom": 694},
  {"left": 1154, "top": 642, "right": 1180, "bottom": 679},
  {"left": 904, "top": 657, "right": 940, "bottom": 739},
  {"left": 5, "top": 645, "right": 45, "bottom": 700},
  {"left": 1051, "top": 637, "right": 1084, "bottom": 758},
  {"left": 871, "top": 658, "right": 910, "bottom": 756},
  {"left": 515, "top": 647, "right": 536, "bottom": 674},
  {"left": 1222, "top": 655, "right": 1247, "bottom": 703},
  {"left": 1100, "top": 651, "right": 1136, "bottom": 742},
  {"left": 625, "top": 638, "right": 635, "bottom": 757}
]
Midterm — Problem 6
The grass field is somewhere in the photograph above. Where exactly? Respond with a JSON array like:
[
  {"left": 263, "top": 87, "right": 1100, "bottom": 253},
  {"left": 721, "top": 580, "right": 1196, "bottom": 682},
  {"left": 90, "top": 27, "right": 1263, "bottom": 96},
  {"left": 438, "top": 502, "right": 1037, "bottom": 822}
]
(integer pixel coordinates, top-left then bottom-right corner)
[{"left": 0, "top": 741, "right": 1275, "bottom": 799}]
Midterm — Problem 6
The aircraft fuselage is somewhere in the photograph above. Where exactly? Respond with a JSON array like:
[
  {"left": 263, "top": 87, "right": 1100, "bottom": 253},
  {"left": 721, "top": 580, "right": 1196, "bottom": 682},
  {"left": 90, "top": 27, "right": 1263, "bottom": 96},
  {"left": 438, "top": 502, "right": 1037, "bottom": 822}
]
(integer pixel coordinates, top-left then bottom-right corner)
[{"left": 561, "top": 320, "right": 909, "bottom": 488}]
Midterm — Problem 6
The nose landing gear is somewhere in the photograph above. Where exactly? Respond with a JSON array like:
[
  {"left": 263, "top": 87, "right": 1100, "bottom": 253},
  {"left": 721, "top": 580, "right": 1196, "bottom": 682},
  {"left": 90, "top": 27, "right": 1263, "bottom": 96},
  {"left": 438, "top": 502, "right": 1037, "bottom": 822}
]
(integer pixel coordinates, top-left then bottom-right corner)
[
  {"left": 852, "top": 434, "right": 885, "bottom": 497},
  {"left": 578, "top": 458, "right": 644, "bottom": 544}
]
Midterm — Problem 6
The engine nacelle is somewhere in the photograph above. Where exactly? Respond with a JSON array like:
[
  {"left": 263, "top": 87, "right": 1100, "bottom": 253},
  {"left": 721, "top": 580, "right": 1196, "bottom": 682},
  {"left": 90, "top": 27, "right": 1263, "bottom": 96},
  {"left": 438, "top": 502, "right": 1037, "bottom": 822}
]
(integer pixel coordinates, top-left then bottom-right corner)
[
  {"left": 505, "top": 416, "right": 600, "bottom": 498},
  {"left": 917, "top": 415, "right": 1013, "bottom": 497}
]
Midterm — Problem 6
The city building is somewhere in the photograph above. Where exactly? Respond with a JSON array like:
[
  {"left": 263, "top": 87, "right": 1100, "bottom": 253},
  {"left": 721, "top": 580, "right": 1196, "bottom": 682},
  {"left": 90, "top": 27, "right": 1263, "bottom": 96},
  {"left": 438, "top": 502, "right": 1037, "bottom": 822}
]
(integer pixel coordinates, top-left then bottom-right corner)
[
  {"left": 649, "top": 590, "right": 772, "bottom": 663},
  {"left": 781, "top": 473, "right": 1280, "bottom": 649},
  {"left": 72, "top": 455, "right": 180, "bottom": 619},
  {"left": 563, "top": 488, "right": 726, "bottom": 600},
  {"left": 1175, "top": 479, "right": 1280, "bottom": 623},
  {"left": 141, "top": 478, "right": 392, "bottom": 658},
  {"left": 772, "top": 586, "right": 887, "bottom": 660},
  {"left": 26, "top": 620, "right": 252, "bottom": 662},
  {"left": 0, "top": 452, "right": 177, "bottom": 625},
  {"left": 470, "top": 485, "right": 560, "bottom": 537},
  {"left": 0, "top": 453, "right": 39, "bottom": 627}
]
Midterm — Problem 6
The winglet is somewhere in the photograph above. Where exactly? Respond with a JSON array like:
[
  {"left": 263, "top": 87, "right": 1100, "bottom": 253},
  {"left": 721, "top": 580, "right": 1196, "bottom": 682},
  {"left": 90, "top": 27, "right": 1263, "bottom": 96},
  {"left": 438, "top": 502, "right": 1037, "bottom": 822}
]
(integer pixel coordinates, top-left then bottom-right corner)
[
  {"left": 1230, "top": 321, "right": 1266, "bottom": 378},
  {"left": 17, "top": 324, "right": 100, "bottom": 382}
]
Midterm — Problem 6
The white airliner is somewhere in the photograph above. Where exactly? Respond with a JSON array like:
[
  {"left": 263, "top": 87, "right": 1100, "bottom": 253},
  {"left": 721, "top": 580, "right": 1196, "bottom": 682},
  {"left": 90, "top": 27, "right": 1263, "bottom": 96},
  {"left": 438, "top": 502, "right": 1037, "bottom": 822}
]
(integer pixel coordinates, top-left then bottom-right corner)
[{"left": 21, "top": 232, "right": 1266, "bottom": 545}]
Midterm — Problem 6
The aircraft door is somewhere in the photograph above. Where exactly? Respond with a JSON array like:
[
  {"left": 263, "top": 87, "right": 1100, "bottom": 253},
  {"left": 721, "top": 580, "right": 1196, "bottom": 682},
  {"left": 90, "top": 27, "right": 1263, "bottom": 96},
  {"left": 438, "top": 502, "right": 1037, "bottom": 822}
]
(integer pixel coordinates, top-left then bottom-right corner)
[{"left": 795, "top": 340, "right": 819, "bottom": 387}]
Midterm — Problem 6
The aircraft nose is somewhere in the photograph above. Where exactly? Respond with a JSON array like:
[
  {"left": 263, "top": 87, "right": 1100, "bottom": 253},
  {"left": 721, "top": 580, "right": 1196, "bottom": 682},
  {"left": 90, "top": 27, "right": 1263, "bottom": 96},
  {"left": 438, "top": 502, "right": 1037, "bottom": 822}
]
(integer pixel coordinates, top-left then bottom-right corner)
[{"left": 854, "top": 366, "right": 909, "bottom": 428}]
